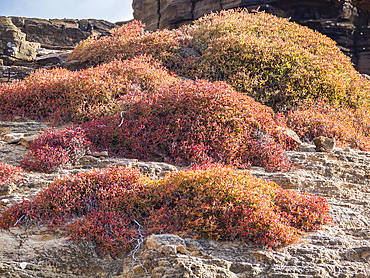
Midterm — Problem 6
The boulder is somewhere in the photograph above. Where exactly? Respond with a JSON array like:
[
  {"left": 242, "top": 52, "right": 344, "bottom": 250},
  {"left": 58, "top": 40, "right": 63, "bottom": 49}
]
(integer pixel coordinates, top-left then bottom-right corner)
[
  {"left": 20, "top": 134, "right": 39, "bottom": 148},
  {"left": 0, "top": 65, "right": 36, "bottom": 82},
  {"left": 313, "top": 136, "right": 335, "bottom": 152},
  {"left": 35, "top": 53, "right": 61, "bottom": 66},
  {"left": 0, "top": 16, "right": 40, "bottom": 63},
  {"left": 0, "top": 16, "right": 119, "bottom": 83}
]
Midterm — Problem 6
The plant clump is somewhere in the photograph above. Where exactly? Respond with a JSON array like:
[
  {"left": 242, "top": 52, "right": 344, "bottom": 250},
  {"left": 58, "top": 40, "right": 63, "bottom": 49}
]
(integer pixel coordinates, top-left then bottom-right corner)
[
  {"left": 0, "top": 165, "right": 332, "bottom": 255},
  {"left": 67, "top": 9, "right": 370, "bottom": 110},
  {"left": 0, "top": 56, "right": 175, "bottom": 124},
  {"left": 64, "top": 9, "right": 370, "bottom": 151},
  {"left": 286, "top": 100, "right": 370, "bottom": 151},
  {"left": 20, "top": 126, "right": 91, "bottom": 173},
  {"left": 181, "top": 9, "right": 370, "bottom": 109},
  {"left": 0, "top": 162, "right": 24, "bottom": 187},
  {"left": 0, "top": 9, "right": 369, "bottom": 171},
  {"left": 84, "top": 79, "right": 296, "bottom": 171},
  {"left": 0, "top": 53, "right": 295, "bottom": 171}
]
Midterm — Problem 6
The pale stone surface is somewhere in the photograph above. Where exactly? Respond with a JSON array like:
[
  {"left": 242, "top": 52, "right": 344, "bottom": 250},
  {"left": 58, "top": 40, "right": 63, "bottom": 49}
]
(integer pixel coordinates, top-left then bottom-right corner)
[{"left": 3, "top": 133, "right": 25, "bottom": 144}]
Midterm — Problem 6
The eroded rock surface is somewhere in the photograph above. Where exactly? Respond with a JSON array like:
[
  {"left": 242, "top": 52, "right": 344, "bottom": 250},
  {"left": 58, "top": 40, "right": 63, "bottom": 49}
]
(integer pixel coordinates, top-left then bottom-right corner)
[
  {"left": 0, "top": 121, "right": 369, "bottom": 277},
  {"left": 10, "top": 17, "right": 118, "bottom": 49},
  {"left": 0, "top": 17, "right": 121, "bottom": 83}
]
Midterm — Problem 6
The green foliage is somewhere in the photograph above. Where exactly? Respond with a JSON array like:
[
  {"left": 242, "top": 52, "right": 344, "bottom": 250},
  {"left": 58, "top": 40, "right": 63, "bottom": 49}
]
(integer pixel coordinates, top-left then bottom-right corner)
[{"left": 0, "top": 165, "right": 332, "bottom": 255}]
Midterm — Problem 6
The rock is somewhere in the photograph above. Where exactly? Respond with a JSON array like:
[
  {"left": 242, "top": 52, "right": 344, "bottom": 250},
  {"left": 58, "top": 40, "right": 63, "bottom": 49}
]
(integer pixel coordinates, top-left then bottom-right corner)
[
  {"left": 277, "top": 126, "right": 302, "bottom": 146},
  {"left": 0, "top": 121, "right": 49, "bottom": 136},
  {"left": 0, "top": 184, "right": 15, "bottom": 196},
  {"left": 0, "top": 16, "right": 119, "bottom": 83},
  {"left": 133, "top": 0, "right": 370, "bottom": 74},
  {"left": 313, "top": 136, "right": 335, "bottom": 152},
  {"left": 146, "top": 234, "right": 187, "bottom": 255},
  {"left": 0, "top": 228, "right": 124, "bottom": 278},
  {"left": 3, "top": 133, "right": 24, "bottom": 144},
  {"left": 297, "top": 142, "right": 316, "bottom": 152},
  {"left": 0, "top": 65, "right": 36, "bottom": 82},
  {"left": 0, "top": 16, "right": 40, "bottom": 63},
  {"left": 91, "top": 151, "right": 109, "bottom": 157},
  {"left": 135, "top": 161, "right": 178, "bottom": 178},
  {"left": 35, "top": 53, "right": 61, "bottom": 66},
  {"left": 10, "top": 17, "right": 118, "bottom": 49},
  {"left": 61, "top": 59, "right": 86, "bottom": 71}
]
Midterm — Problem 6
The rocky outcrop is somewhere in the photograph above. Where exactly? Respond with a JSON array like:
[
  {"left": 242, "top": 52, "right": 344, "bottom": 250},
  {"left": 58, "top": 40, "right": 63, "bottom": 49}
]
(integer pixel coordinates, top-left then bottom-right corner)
[
  {"left": 10, "top": 17, "right": 118, "bottom": 49},
  {"left": 132, "top": 0, "right": 370, "bottom": 75},
  {"left": 0, "top": 17, "right": 120, "bottom": 83},
  {"left": 0, "top": 120, "right": 369, "bottom": 277},
  {"left": 0, "top": 16, "right": 40, "bottom": 80}
]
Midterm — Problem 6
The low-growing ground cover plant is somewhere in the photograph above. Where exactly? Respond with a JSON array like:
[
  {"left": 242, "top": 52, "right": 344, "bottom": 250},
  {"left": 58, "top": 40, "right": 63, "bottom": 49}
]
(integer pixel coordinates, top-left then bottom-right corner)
[
  {"left": 0, "top": 9, "right": 369, "bottom": 171},
  {"left": 182, "top": 10, "right": 370, "bottom": 109},
  {"left": 84, "top": 79, "right": 296, "bottom": 171},
  {"left": 68, "top": 9, "right": 370, "bottom": 110},
  {"left": 286, "top": 100, "right": 370, "bottom": 151},
  {"left": 0, "top": 53, "right": 294, "bottom": 170},
  {"left": 64, "top": 9, "right": 370, "bottom": 153},
  {"left": 0, "top": 165, "right": 332, "bottom": 255},
  {"left": 0, "top": 56, "right": 175, "bottom": 124},
  {"left": 20, "top": 127, "right": 91, "bottom": 173},
  {"left": 0, "top": 162, "right": 24, "bottom": 187},
  {"left": 69, "top": 20, "right": 190, "bottom": 69}
]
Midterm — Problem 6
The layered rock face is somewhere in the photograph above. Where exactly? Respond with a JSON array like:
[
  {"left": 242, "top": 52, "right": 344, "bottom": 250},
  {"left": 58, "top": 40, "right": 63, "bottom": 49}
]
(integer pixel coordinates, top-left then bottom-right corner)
[
  {"left": 10, "top": 17, "right": 118, "bottom": 49},
  {"left": 133, "top": 0, "right": 370, "bottom": 74},
  {"left": 0, "top": 17, "right": 120, "bottom": 82},
  {"left": 0, "top": 17, "right": 40, "bottom": 63},
  {"left": 0, "top": 120, "right": 369, "bottom": 277}
]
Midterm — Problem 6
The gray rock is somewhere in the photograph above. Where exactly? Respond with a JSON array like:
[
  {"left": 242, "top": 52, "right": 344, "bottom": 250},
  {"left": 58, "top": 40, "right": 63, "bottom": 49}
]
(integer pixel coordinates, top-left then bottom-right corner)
[{"left": 35, "top": 53, "right": 61, "bottom": 66}]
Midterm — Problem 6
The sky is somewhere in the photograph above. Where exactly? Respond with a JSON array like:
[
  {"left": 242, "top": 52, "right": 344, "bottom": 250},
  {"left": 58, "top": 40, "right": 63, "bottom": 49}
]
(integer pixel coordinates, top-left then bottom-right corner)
[{"left": 0, "top": 0, "right": 133, "bottom": 23}]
